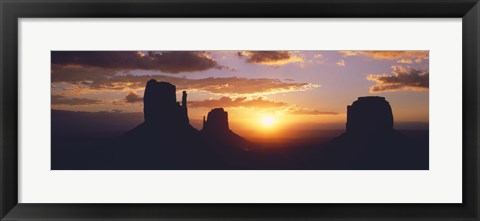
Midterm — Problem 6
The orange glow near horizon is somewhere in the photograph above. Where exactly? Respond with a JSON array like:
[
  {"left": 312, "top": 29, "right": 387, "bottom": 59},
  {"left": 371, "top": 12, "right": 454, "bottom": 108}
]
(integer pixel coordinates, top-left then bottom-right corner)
[{"left": 260, "top": 115, "right": 276, "bottom": 127}]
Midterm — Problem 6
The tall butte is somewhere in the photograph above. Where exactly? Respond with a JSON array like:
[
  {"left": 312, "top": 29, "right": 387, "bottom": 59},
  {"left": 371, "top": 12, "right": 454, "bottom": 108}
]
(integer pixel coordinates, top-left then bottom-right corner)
[
  {"left": 346, "top": 96, "right": 394, "bottom": 135},
  {"left": 322, "top": 96, "right": 428, "bottom": 169},
  {"left": 143, "top": 79, "right": 189, "bottom": 128},
  {"left": 121, "top": 79, "right": 197, "bottom": 142}
]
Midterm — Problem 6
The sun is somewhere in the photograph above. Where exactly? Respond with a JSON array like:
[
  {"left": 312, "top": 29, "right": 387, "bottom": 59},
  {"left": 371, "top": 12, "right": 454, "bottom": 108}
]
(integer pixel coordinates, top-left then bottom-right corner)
[{"left": 261, "top": 115, "right": 276, "bottom": 127}]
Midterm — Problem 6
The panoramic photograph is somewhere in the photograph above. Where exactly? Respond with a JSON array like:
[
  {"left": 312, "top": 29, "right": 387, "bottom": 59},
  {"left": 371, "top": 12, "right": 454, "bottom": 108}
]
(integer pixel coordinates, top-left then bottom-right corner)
[{"left": 51, "top": 50, "right": 429, "bottom": 170}]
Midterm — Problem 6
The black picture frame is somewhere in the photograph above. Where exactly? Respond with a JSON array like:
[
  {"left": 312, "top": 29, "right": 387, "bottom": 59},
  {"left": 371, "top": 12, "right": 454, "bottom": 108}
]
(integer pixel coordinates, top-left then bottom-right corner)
[{"left": 1, "top": 0, "right": 479, "bottom": 220}]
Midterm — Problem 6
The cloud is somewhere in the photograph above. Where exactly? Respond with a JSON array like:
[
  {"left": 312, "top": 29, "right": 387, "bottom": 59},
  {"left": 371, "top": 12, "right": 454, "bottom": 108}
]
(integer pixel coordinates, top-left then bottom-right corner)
[
  {"left": 397, "top": 58, "right": 413, "bottom": 64},
  {"left": 124, "top": 91, "right": 143, "bottom": 103},
  {"left": 113, "top": 92, "right": 338, "bottom": 117},
  {"left": 51, "top": 51, "right": 221, "bottom": 73},
  {"left": 312, "top": 53, "right": 327, "bottom": 64},
  {"left": 52, "top": 65, "right": 318, "bottom": 96},
  {"left": 397, "top": 58, "right": 424, "bottom": 64},
  {"left": 172, "top": 77, "right": 318, "bottom": 95},
  {"left": 237, "top": 51, "right": 303, "bottom": 66},
  {"left": 51, "top": 65, "right": 118, "bottom": 84},
  {"left": 336, "top": 59, "right": 346, "bottom": 67},
  {"left": 189, "top": 97, "right": 287, "bottom": 109},
  {"left": 338, "top": 51, "right": 429, "bottom": 60},
  {"left": 414, "top": 57, "right": 424, "bottom": 63},
  {"left": 367, "top": 65, "right": 429, "bottom": 93},
  {"left": 338, "top": 51, "right": 359, "bottom": 56},
  {"left": 52, "top": 94, "right": 102, "bottom": 105},
  {"left": 116, "top": 93, "right": 337, "bottom": 116},
  {"left": 188, "top": 97, "right": 338, "bottom": 116}
]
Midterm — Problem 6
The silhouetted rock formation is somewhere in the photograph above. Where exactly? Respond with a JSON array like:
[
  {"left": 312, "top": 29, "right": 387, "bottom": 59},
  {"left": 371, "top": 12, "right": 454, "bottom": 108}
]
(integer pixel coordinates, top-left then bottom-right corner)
[
  {"left": 143, "top": 80, "right": 189, "bottom": 127},
  {"left": 202, "top": 108, "right": 230, "bottom": 133},
  {"left": 182, "top": 91, "right": 189, "bottom": 123},
  {"left": 124, "top": 80, "right": 195, "bottom": 137},
  {"left": 105, "top": 80, "right": 250, "bottom": 169},
  {"left": 112, "top": 80, "right": 205, "bottom": 169},
  {"left": 346, "top": 96, "right": 394, "bottom": 135},
  {"left": 314, "top": 96, "right": 428, "bottom": 170},
  {"left": 201, "top": 108, "right": 251, "bottom": 151}
]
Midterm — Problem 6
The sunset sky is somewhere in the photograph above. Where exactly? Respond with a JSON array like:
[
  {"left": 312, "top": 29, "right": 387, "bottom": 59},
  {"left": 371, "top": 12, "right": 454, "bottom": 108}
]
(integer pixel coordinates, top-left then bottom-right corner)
[{"left": 51, "top": 51, "right": 429, "bottom": 137}]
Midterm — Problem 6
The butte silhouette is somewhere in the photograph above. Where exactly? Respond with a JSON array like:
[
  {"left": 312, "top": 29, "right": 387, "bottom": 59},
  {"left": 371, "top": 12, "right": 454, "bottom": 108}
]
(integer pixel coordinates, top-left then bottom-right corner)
[
  {"left": 310, "top": 96, "right": 429, "bottom": 170},
  {"left": 121, "top": 80, "right": 198, "bottom": 143},
  {"left": 111, "top": 79, "right": 250, "bottom": 169},
  {"left": 202, "top": 108, "right": 251, "bottom": 150}
]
